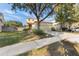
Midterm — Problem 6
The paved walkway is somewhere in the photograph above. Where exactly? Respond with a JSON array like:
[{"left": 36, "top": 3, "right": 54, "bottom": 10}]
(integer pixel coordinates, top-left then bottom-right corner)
[{"left": 0, "top": 31, "right": 79, "bottom": 56}]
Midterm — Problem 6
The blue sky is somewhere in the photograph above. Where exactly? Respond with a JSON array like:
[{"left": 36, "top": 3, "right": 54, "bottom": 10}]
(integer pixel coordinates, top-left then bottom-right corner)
[{"left": 0, "top": 3, "right": 55, "bottom": 25}]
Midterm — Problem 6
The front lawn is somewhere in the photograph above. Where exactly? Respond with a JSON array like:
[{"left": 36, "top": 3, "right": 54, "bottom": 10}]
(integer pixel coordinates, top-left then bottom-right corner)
[
  {"left": 0, "top": 31, "right": 52, "bottom": 47},
  {"left": 0, "top": 31, "right": 30, "bottom": 47}
]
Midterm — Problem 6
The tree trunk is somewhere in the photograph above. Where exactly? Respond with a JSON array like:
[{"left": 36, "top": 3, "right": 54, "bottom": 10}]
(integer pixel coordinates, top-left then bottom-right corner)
[
  {"left": 36, "top": 17, "right": 40, "bottom": 30},
  {"left": 37, "top": 20, "right": 40, "bottom": 30},
  {"left": 60, "top": 23, "right": 63, "bottom": 31},
  {"left": 69, "top": 23, "right": 72, "bottom": 30},
  {"left": 69, "top": 25, "right": 71, "bottom": 30},
  {"left": 28, "top": 24, "right": 32, "bottom": 32}
]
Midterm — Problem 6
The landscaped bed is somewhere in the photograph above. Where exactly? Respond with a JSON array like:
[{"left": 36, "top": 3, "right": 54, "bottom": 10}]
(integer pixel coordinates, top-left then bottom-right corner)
[{"left": 18, "top": 40, "right": 79, "bottom": 56}]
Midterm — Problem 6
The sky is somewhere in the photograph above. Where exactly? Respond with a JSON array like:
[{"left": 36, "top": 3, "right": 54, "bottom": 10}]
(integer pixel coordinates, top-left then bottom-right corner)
[{"left": 0, "top": 3, "right": 55, "bottom": 25}]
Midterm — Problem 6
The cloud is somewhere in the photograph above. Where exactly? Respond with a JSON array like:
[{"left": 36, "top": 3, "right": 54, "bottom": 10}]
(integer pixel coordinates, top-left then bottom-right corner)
[
  {"left": 18, "top": 11, "right": 30, "bottom": 17},
  {"left": 6, "top": 14, "right": 22, "bottom": 20},
  {"left": 4, "top": 10, "right": 15, "bottom": 15},
  {"left": 0, "top": 9, "right": 15, "bottom": 15},
  {"left": 20, "top": 11, "right": 36, "bottom": 18},
  {"left": 0, "top": 9, "right": 22, "bottom": 20},
  {"left": 9, "top": 15, "right": 20, "bottom": 20}
]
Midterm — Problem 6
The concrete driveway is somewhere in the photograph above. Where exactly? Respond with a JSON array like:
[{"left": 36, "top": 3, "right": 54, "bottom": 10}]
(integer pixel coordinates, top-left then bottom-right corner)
[{"left": 48, "top": 31, "right": 79, "bottom": 43}]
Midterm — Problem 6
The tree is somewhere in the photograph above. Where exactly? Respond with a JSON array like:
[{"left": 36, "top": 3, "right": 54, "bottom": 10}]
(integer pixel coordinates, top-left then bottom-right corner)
[
  {"left": 11, "top": 3, "right": 58, "bottom": 30},
  {"left": 4, "top": 20, "right": 23, "bottom": 27},
  {"left": 74, "top": 4, "right": 79, "bottom": 22},
  {"left": 55, "top": 4, "right": 77, "bottom": 30},
  {"left": 55, "top": 4, "right": 65, "bottom": 30}
]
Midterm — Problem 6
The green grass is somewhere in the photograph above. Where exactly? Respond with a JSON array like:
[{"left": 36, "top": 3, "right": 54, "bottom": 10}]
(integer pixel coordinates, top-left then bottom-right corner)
[{"left": 0, "top": 31, "right": 29, "bottom": 47}]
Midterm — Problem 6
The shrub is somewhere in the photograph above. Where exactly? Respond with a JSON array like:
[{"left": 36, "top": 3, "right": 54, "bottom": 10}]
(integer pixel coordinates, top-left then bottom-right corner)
[
  {"left": 23, "top": 28, "right": 29, "bottom": 31},
  {"left": 51, "top": 27, "right": 56, "bottom": 31},
  {"left": 33, "top": 29, "right": 46, "bottom": 36}
]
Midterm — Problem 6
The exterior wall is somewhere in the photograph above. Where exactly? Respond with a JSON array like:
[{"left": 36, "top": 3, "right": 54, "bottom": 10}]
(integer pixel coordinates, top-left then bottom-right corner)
[
  {"left": 0, "top": 20, "right": 4, "bottom": 32},
  {"left": 64, "top": 22, "right": 79, "bottom": 29},
  {"left": 71, "top": 22, "right": 79, "bottom": 28},
  {"left": 2, "top": 26, "right": 25, "bottom": 32},
  {"left": 17, "top": 27, "right": 25, "bottom": 31},
  {"left": 32, "top": 24, "right": 37, "bottom": 29},
  {"left": 40, "top": 22, "right": 53, "bottom": 31},
  {"left": 2, "top": 26, "right": 17, "bottom": 32},
  {"left": 52, "top": 22, "right": 79, "bottom": 30},
  {"left": 52, "top": 22, "right": 61, "bottom": 31},
  {"left": 27, "top": 18, "right": 53, "bottom": 31},
  {"left": 32, "top": 22, "right": 53, "bottom": 31}
]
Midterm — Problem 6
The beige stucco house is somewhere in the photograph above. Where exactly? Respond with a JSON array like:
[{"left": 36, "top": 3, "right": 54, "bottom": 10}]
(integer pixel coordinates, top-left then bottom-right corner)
[
  {"left": 27, "top": 18, "right": 53, "bottom": 31},
  {"left": 26, "top": 18, "right": 79, "bottom": 31},
  {"left": 52, "top": 22, "right": 61, "bottom": 31},
  {"left": 70, "top": 22, "right": 79, "bottom": 29},
  {"left": 52, "top": 21, "right": 79, "bottom": 31}
]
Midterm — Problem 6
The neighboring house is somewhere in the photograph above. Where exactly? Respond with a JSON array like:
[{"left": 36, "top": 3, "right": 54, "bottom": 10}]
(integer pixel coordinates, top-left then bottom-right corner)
[
  {"left": 0, "top": 12, "right": 25, "bottom": 32},
  {"left": 17, "top": 27, "right": 25, "bottom": 31},
  {"left": 34, "top": 21, "right": 53, "bottom": 31},
  {"left": 0, "top": 13, "right": 17, "bottom": 32},
  {"left": 2, "top": 26, "right": 25, "bottom": 32},
  {"left": 71, "top": 22, "right": 79, "bottom": 29},
  {"left": 2, "top": 26, "right": 17, "bottom": 32},
  {"left": 0, "top": 12, "right": 20, "bottom": 32},
  {"left": 0, "top": 13, "right": 5, "bottom": 32},
  {"left": 27, "top": 18, "right": 79, "bottom": 31},
  {"left": 61, "top": 22, "right": 79, "bottom": 29},
  {"left": 52, "top": 22, "right": 61, "bottom": 31},
  {"left": 52, "top": 21, "right": 79, "bottom": 31},
  {"left": 27, "top": 18, "right": 53, "bottom": 31}
]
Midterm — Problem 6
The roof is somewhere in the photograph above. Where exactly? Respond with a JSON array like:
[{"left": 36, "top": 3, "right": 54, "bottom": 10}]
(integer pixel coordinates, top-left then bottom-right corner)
[
  {"left": 27, "top": 18, "right": 53, "bottom": 24},
  {"left": 41, "top": 21, "right": 53, "bottom": 24}
]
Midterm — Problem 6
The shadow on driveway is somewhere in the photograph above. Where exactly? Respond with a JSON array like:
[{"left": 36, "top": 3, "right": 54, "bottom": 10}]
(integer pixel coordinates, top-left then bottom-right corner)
[{"left": 47, "top": 40, "right": 79, "bottom": 56}]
